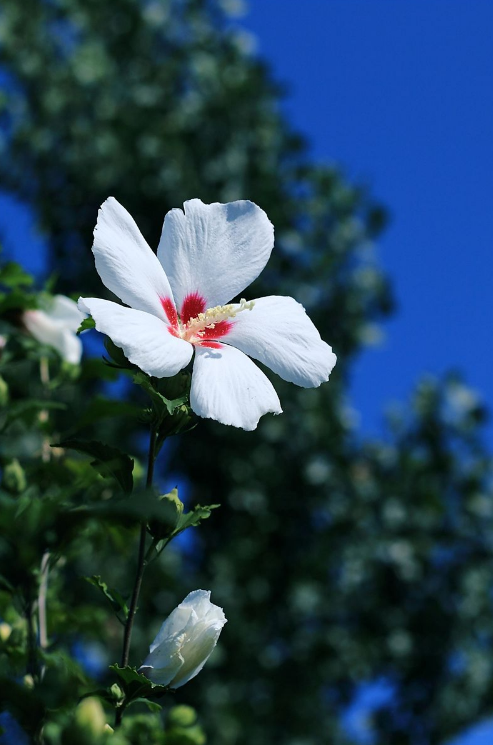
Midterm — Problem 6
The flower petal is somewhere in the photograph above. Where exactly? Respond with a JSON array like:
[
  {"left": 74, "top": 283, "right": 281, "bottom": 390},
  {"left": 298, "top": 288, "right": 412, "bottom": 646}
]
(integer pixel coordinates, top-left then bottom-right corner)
[
  {"left": 139, "top": 640, "right": 185, "bottom": 687},
  {"left": 170, "top": 620, "right": 224, "bottom": 689},
  {"left": 92, "top": 197, "right": 175, "bottom": 321},
  {"left": 58, "top": 329, "right": 84, "bottom": 365},
  {"left": 23, "top": 310, "right": 83, "bottom": 364},
  {"left": 78, "top": 297, "right": 192, "bottom": 377},
  {"left": 48, "top": 295, "right": 84, "bottom": 333},
  {"left": 190, "top": 343, "right": 282, "bottom": 431},
  {"left": 225, "top": 296, "right": 337, "bottom": 387},
  {"left": 157, "top": 199, "right": 274, "bottom": 310}
]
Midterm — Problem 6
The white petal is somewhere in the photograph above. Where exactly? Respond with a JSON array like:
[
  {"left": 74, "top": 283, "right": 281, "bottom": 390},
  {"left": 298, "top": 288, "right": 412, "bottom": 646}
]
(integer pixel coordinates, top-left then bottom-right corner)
[
  {"left": 157, "top": 199, "right": 274, "bottom": 310},
  {"left": 225, "top": 296, "right": 337, "bottom": 387},
  {"left": 148, "top": 605, "right": 194, "bottom": 654},
  {"left": 47, "top": 295, "right": 84, "bottom": 333},
  {"left": 58, "top": 328, "right": 83, "bottom": 365},
  {"left": 78, "top": 297, "right": 192, "bottom": 377},
  {"left": 23, "top": 310, "right": 83, "bottom": 364},
  {"left": 190, "top": 344, "right": 282, "bottom": 431},
  {"left": 92, "top": 197, "right": 176, "bottom": 322},
  {"left": 170, "top": 622, "right": 224, "bottom": 689},
  {"left": 139, "top": 640, "right": 185, "bottom": 687},
  {"left": 179, "top": 589, "right": 214, "bottom": 616}
]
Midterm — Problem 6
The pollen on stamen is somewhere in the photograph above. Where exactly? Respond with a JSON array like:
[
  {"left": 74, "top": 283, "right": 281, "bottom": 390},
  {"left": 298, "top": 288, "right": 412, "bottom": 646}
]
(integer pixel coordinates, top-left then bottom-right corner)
[{"left": 185, "top": 298, "right": 255, "bottom": 339}]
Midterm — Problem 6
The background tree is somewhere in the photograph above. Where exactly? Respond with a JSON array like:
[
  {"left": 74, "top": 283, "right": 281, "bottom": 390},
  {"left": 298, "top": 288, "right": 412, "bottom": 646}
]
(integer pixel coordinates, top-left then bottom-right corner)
[{"left": 0, "top": 1, "right": 492, "bottom": 744}]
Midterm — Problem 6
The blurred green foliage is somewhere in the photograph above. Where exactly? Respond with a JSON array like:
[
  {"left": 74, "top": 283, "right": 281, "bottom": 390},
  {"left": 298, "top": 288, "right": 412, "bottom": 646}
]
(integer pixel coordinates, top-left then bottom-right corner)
[{"left": 0, "top": 1, "right": 492, "bottom": 745}]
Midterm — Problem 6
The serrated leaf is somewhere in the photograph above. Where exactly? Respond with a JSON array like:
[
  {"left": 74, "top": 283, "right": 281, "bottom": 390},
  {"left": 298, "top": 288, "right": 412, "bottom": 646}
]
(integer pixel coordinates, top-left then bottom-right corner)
[
  {"left": 85, "top": 575, "right": 129, "bottom": 619},
  {"left": 77, "top": 316, "right": 95, "bottom": 334},
  {"left": 173, "top": 504, "right": 220, "bottom": 538},
  {"left": 110, "top": 665, "right": 169, "bottom": 702},
  {"left": 56, "top": 439, "right": 134, "bottom": 493}
]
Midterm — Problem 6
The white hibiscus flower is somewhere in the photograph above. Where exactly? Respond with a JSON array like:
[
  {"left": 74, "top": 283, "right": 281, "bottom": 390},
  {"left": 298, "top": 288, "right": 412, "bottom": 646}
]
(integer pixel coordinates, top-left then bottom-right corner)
[
  {"left": 23, "top": 295, "right": 84, "bottom": 365},
  {"left": 139, "top": 589, "right": 226, "bottom": 688},
  {"left": 79, "top": 198, "right": 336, "bottom": 430}
]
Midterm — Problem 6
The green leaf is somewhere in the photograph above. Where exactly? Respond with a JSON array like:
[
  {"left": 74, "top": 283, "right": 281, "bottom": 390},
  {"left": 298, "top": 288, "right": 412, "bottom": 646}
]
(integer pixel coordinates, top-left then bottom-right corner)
[
  {"left": 154, "top": 503, "right": 220, "bottom": 551},
  {"left": 133, "top": 372, "right": 188, "bottom": 417},
  {"left": 126, "top": 697, "right": 163, "bottom": 712},
  {"left": 85, "top": 575, "right": 129, "bottom": 619},
  {"left": 75, "top": 395, "right": 141, "bottom": 429},
  {"left": 148, "top": 488, "right": 184, "bottom": 540},
  {"left": 0, "top": 399, "right": 66, "bottom": 432},
  {"left": 56, "top": 439, "right": 134, "bottom": 493},
  {"left": 69, "top": 491, "right": 179, "bottom": 531},
  {"left": 109, "top": 665, "right": 169, "bottom": 703},
  {"left": 103, "top": 337, "right": 135, "bottom": 369},
  {"left": 173, "top": 504, "right": 220, "bottom": 538},
  {"left": 0, "top": 262, "right": 34, "bottom": 288},
  {"left": 79, "top": 687, "right": 120, "bottom": 705},
  {"left": 77, "top": 316, "right": 95, "bottom": 334}
]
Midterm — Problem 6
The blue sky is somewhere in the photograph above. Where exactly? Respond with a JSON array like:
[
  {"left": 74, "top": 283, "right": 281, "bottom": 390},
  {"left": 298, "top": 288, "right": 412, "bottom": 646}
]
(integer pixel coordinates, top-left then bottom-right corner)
[
  {"left": 243, "top": 0, "right": 493, "bottom": 444},
  {"left": 242, "top": 2, "right": 493, "bottom": 743}
]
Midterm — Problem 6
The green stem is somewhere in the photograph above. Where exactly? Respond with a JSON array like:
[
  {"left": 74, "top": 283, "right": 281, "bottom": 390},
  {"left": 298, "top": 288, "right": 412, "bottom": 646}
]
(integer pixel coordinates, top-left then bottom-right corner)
[
  {"left": 26, "top": 594, "right": 38, "bottom": 681},
  {"left": 116, "top": 423, "right": 157, "bottom": 727}
]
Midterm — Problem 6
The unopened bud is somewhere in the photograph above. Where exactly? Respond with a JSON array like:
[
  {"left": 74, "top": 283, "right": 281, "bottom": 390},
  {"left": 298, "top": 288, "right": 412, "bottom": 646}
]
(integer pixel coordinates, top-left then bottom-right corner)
[
  {"left": 75, "top": 697, "right": 106, "bottom": 735},
  {"left": 110, "top": 683, "right": 124, "bottom": 702},
  {"left": 167, "top": 705, "right": 197, "bottom": 728},
  {"left": 61, "top": 697, "right": 108, "bottom": 745}
]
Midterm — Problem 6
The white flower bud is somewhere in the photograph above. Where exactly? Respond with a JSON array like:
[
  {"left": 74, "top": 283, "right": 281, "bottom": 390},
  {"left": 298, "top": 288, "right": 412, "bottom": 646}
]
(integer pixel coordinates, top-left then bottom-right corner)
[
  {"left": 139, "top": 590, "right": 226, "bottom": 688},
  {"left": 23, "top": 295, "right": 84, "bottom": 364}
]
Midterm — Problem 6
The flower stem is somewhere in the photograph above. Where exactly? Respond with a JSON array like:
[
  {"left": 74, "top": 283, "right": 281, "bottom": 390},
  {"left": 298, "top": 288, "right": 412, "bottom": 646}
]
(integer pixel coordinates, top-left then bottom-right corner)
[
  {"left": 116, "top": 423, "right": 157, "bottom": 727},
  {"left": 38, "top": 551, "right": 50, "bottom": 680},
  {"left": 25, "top": 593, "right": 38, "bottom": 680}
]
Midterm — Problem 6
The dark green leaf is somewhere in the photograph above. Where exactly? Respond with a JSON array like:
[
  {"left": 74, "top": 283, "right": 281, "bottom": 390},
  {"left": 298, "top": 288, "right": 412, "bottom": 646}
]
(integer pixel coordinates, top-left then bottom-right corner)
[
  {"left": 133, "top": 372, "right": 188, "bottom": 417},
  {"left": 104, "top": 337, "right": 135, "bottom": 369},
  {"left": 109, "top": 665, "right": 169, "bottom": 703},
  {"left": 0, "top": 399, "right": 66, "bottom": 432},
  {"left": 79, "top": 688, "right": 120, "bottom": 705},
  {"left": 85, "top": 575, "right": 129, "bottom": 619},
  {"left": 79, "top": 492, "right": 179, "bottom": 528},
  {"left": 75, "top": 396, "right": 141, "bottom": 429},
  {"left": 56, "top": 439, "right": 134, "bottom": 493},
  {"left": 126, "top": 697, "right": 163, "bottom": 712}
]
